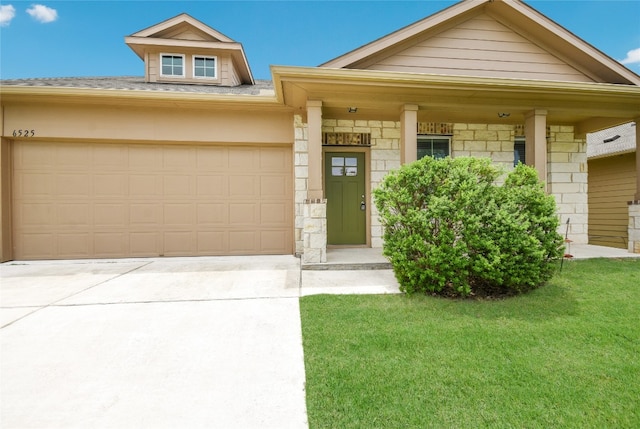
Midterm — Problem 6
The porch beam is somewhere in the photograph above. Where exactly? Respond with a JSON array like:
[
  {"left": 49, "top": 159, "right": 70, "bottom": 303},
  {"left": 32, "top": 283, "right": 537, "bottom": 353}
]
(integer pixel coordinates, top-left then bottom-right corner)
[
  {"left": 307, "top": 100, "right": 323, "bottom": 200},
  {"left": 525, "top": 109, "right": 548, "bottom": 184},
  {"left": 401, "top": 104, "right": 419, "bottom": 164}
]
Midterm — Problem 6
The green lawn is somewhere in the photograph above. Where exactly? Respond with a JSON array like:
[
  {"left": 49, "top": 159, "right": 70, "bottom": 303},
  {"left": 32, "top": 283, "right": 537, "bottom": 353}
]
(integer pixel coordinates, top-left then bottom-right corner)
[{"left": 300, "top": 258, "right": 640, "bottom": 429}]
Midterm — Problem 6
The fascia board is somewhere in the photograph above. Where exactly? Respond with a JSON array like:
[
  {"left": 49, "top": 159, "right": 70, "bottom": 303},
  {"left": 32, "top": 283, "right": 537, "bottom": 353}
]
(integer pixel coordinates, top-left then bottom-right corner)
[{"left": 0, "top": 86, "right": 281, "bottom": 109}]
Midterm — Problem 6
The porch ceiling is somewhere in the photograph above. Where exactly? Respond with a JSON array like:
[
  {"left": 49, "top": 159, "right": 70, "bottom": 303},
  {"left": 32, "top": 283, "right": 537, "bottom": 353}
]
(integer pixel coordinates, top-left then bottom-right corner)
[{"left": 272, "top": 66, "right": 640, "bottom": 133}]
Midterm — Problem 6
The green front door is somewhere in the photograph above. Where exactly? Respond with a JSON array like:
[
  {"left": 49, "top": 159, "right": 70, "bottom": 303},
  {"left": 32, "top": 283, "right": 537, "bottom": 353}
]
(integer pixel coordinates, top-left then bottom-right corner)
[{"left": 325, "top": 152, "right": 366, "bottom": 245}]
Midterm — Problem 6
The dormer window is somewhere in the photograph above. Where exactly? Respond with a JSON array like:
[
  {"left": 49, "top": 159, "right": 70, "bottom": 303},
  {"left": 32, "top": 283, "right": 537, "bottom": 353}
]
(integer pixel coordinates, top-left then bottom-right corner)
[
  {"left": 194, "top": 55, "right": 217, "bottom": 79},
  {"left": 161, "top": 54, "right": 184, "bottom": 77}
]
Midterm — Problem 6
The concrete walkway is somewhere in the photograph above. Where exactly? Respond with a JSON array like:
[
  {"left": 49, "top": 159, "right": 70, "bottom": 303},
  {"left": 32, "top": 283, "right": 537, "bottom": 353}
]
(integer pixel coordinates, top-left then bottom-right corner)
[
  {"left": 1, "top": 256, "right": 307, "bottom": 429},
  {"left": 1, "top": 244, "right": 637, "bottom": 428}
]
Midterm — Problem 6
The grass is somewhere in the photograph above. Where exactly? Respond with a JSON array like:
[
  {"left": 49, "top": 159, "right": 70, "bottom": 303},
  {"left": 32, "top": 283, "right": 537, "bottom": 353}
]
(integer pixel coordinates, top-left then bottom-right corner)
[{"left": 300, "top": 258, "right": 640, "bottom": 429}]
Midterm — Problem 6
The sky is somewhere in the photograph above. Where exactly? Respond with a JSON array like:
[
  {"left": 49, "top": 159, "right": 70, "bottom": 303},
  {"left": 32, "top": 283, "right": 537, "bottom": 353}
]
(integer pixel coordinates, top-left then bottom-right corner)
[{"left": 1, "top": 0, "right": 639, "bottom": 80}]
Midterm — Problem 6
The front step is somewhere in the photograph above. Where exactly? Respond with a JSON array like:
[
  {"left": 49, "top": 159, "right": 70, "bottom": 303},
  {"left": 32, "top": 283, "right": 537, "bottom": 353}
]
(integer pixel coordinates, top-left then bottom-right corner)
[{"left": 301, "top": 261, "right": 392, "bottom": 271}]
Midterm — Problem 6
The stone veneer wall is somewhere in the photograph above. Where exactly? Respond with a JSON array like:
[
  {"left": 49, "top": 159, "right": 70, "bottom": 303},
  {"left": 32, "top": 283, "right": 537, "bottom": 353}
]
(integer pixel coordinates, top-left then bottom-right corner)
[
  {"left": 451, "top": 123, "right": 517, "bottom": 171},
  {"left": 547, "top": 125, "right": 588, "bottom": 243},
  {"left": 293, "top": 116, "right": 589, "bottom": 256}
]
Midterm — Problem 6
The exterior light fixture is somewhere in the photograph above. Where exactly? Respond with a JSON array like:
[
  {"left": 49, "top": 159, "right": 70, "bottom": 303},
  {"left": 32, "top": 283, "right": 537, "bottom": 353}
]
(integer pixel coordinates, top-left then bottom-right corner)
[
  {"left": 348, "top": 107, "right": 358, "bottom": 113},
  {"left": 497, "top": 112, "right": 510, "bottom": 118}
]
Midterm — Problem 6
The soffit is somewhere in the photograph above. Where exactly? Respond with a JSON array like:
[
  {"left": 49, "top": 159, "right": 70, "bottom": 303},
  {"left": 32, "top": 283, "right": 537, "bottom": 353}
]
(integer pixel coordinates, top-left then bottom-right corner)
[{"left": 273, "top": 66, "right": 640, "bottom": 131}]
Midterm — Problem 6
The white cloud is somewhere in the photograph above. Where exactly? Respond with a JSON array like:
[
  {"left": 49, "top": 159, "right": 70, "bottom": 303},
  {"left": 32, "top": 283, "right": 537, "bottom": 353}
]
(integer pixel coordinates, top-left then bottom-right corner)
[
  {"left": 0, "top": 4, "right": 16, "bottom": 26},
  {"left": 620, "top": 47, "right": 640, "bottom": 65},
  {"left": 26, "top": 4, "right": 58, "bottom": 23}
]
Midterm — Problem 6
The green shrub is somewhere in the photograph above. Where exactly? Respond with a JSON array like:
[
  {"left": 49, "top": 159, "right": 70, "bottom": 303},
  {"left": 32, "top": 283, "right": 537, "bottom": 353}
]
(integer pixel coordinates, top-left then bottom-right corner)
[{"left": 373, "top": 157, "right": 563, "bottom": 297}]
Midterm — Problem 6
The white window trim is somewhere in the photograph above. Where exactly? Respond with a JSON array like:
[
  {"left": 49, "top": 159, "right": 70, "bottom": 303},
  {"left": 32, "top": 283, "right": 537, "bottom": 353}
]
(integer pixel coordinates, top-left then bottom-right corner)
[
  {"left": 160, "top": 53, "right": 185, "bottom": 78},
  {"left": 192, "top": 55, "right": 218, "bottom": 80}
]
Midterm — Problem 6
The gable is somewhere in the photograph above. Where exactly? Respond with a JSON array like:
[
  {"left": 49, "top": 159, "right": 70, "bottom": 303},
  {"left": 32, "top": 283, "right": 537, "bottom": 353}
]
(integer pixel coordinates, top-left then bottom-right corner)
[
  {"left": 125, "top": 13, "right": 254, "bottom": 86},
  {"left": 322, "top": 0, "right": 640, "bottom": 86},
  {"left": 356, "top": 13, "right": 594, "bottom": 83}
]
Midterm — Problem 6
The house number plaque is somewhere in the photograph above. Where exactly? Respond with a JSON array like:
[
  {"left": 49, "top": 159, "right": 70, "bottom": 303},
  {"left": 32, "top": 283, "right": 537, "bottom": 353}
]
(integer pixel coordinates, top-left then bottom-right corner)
[{"left": 12, "top": 129, "right": 36, "bottom": 137}]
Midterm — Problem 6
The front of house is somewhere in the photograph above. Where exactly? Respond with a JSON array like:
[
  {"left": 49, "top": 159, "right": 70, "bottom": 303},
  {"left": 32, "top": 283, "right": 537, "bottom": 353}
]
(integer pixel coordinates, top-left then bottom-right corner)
[{"left": 2, "top": 0, "right": 640, "bottom": 262}]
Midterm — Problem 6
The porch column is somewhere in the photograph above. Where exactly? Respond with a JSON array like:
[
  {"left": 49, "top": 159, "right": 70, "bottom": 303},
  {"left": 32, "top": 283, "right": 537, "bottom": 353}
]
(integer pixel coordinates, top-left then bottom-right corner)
[
  {"left": 307, "top": 100, "right": 323, "bottom": 200},
  {"left": 525, "top": 109, "right": 548, "bottom": 184},
  {"left": 401, "top": 104, "right": 419, "bottom": 164}
]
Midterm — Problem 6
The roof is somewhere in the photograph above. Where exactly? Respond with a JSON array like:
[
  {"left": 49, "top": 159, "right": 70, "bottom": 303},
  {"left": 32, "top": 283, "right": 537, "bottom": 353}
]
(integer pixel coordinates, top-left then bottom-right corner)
[
  {"left": 587, "top": 122, "right": 637, "bottom": 159},
  {"left": 320, "top": 0, "right": 640, "bottom": 86},
  {"left": 0, "top": 77, "right": 274, "bottom": 96}
]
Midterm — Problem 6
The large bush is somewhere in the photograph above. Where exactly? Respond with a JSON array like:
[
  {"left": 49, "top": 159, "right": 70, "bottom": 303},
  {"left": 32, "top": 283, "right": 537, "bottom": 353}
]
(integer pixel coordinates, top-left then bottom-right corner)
[{"left": 373, "top": 157, "right": 564, "bottom": 298}]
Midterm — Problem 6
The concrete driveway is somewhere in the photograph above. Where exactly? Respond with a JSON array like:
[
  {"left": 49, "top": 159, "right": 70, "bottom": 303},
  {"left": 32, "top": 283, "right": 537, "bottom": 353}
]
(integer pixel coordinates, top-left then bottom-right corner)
[{"left": 1, "top": 256, "right": 307, "bottom": 429}]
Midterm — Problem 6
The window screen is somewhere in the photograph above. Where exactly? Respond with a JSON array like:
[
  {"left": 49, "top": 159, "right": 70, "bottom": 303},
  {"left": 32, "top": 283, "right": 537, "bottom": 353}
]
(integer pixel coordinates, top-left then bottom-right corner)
[
  {"left": 417, "top": 136, "right": 450, "bottom": 160},
  {"left": 514, "top": 137, "right": 526, "bottom": 166}
]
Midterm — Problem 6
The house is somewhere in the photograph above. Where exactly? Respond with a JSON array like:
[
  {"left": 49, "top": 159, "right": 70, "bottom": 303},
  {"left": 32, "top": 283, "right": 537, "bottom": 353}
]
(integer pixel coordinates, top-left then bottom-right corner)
[
  {"left": 1, "top": 0, "right": 640, "bottom": 262},
  {"left": 587, "top": 122, "right": 638, "bottom": 251}
]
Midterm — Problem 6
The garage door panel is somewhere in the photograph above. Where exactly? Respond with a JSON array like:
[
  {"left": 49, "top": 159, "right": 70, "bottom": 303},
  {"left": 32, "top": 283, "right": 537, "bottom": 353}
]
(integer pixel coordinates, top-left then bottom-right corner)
[
  {"left": 197, "top": 203, "right": 227, "bottom": 224},
  {"left": 18, "top": 203, "right": 53, "bottom": 227},
  {"left": 196, "top": 175, "right": 226, "bottom": 196},
  {"left": 55, "top": 174, "right": 91, "bottom": 197},
  {"left": 129, "top": 146, "right": 161, "bottom": 170},
  {"left": 261, "top": 176, "right": 290, "bottom": 197},
  {"left": 196, "top": 147, "right": 227, "bottom": 169},
  {"left": 196, "top": 231, "right": 228, "bottom": 254},
  {"left": 56, "top": 144, "right": 91, "bottom": 169},
  {"left": 13, "top": 141, "right": 293, "bottom": 259},
  {"left": 261, "top": 230, "right": 290, "bottom": 252},
  {"left": 57, "top": 204, "right": 91, "bottom": 226},
  {"left": 229, "top": 175, "right": 258, "bottom": 197},
  {"left": 19, "top": 233, "right": 55, "bottom": 259},
  {"left": 19, "top": 173, "right": 53, "bottom": 196},
  {"left": 261, "top": 202, "right": 290, "bottom": 225},
  {"left": 95, "top": 204, "right": 128, "bottom": 226},
  {"left": 130, "top": 175, "right": 162, "bottom": 197},
  {"left": 164, "top": 147, "right": 196, "bottom": 170},
  {"left": 58, "top": 233, "right": 91, "bottom": 258},
  {"left": 94, "top": 175, "right": 127, "bottom": 197},
  {"left": 93, "top": 145, "right": 128, "bottom": 170},
  {"left": 229, "top": 203, "right": 258, "bottom": 225},
  {"left": 164, "top": 203, "right": 195, "bottom": 226},
  {"left": 94, "top": 233, "right": 128, "bottom": 257},
  {"left": 130, "top": 204, "right": 162, "bottom": 226},
  {"left": 164, "top": 231, "right": 195, "bottom": 256},
  {"left": 229, "top": 231, "right": 257, "bottom": 252},
  {"left": 129, "top": 232, "right": 161, "bottom": 256},
  {"left": 164, "top": 175, "right": 193, "bottom": 196}
]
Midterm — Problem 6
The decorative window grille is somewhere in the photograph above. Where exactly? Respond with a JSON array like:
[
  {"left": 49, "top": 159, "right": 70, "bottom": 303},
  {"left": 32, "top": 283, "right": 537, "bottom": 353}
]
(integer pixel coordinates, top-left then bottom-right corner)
[
  {"left": 417, "top": 122, "right": 453, "bottom": 135},
  {"left": 322, "top": 132, "right": 371, "bottom": 146}
]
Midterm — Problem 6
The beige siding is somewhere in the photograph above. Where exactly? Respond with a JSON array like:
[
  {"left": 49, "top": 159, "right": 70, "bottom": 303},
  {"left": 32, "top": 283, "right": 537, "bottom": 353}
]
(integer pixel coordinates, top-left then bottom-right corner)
[
  {"left": 588, "top": 153, "right": 637, "bottom": 249},
  {"left": 364, "top": 14, "right": 594, "bottom": 82},
  {"left": 12, "top": 141, "right": 293, "bottom": 260}
]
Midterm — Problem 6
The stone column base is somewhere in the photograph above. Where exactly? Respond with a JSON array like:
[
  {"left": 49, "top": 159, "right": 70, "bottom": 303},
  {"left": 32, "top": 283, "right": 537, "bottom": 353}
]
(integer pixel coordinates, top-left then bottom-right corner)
[
  {"left": 303, "top": 199, "right": 327, "bottom": 263},
  {"left": 628, "top": 201, "right": 640, "bottom": 253}
]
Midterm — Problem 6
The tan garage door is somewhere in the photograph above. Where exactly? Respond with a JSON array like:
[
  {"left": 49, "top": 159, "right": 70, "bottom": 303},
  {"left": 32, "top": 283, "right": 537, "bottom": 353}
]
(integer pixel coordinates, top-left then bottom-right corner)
[{"left": 12, "top": 141, "right": 293, "bottom": 259}]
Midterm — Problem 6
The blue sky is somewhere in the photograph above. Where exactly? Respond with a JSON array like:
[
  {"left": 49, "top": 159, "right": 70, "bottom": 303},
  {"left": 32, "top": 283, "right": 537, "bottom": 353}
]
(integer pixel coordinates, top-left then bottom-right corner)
[{"left": 1, "top": 1, "right": 639, "bottom": 80}]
